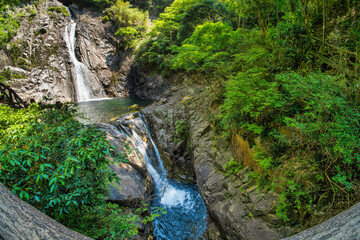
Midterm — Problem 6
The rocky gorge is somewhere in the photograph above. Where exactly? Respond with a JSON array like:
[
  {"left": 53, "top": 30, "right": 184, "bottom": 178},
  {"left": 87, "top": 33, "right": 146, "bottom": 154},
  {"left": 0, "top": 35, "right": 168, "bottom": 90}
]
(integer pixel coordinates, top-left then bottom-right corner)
[
  {"left": 2, "top": 0, "right": 360, "bottom": 239},
  {"left": 0, "top": 0, "right": 134, "bottom": 103}
]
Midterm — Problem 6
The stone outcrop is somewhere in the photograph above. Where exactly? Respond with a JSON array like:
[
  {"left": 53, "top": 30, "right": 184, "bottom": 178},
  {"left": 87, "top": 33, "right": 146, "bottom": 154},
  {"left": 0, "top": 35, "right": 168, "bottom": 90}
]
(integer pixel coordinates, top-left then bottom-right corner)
[
  {"left": 141, "top": 81, "right": 291, "bottom": 239},
  {"left": 97, "top": 119, "right": 154, "bottom": 240},
  {"left": 283, "top": 202, "right": 360, "bottom": 240},
  {"left": 2, "top": 0, "right": 128, "bottom": 103},
  {"left": 96, "top": 120, "right": 153, "bottom": 207},
  {"left": 5, "top": 0, "right": 74, "bottom": 103}
]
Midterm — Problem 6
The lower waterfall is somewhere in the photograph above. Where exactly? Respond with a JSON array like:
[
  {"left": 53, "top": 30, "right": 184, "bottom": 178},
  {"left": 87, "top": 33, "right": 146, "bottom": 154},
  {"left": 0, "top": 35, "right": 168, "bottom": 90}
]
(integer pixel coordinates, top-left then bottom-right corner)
[{"left": 115, "top": 114, "right": 208, "bottom": 239}]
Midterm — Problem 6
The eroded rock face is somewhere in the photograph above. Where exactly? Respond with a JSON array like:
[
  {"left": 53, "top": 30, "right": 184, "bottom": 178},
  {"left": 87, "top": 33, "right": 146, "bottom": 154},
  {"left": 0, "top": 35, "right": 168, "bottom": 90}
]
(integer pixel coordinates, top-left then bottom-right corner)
[
  {"left": 96, "top": 122, "right": 153, "bottom": 207},
  {"left": 141, "top": 82, "right": 291, "bottom": 240},
  {"left": 73, "top": 7, "right": 130, "bottom": 97},
  {"left": 6, "top": 0, "right": 74, "bottom": 103},
  {"left": 3, "top": 0, "right": 128, "bottom": 103}
]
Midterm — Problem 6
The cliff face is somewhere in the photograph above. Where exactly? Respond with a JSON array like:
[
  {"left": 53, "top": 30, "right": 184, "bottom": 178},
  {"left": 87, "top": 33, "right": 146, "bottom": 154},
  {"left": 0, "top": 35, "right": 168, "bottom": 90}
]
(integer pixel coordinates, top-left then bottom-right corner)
[
  {"left": 71, "top": 6, "right": 130, "bottom": 98},
  {"left": 2, "top": 0, "right": 127, "bottom": 103},
  {"left": 4, "top": 0, "right": 74, "bottom": 103},
  {"left": 141, "top": 80, "right": 292, "bottom": 240}
]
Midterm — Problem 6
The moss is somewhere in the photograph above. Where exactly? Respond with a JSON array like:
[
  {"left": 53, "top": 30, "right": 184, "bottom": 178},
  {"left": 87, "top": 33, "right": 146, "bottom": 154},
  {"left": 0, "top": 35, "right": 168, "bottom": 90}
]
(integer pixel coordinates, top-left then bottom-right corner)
[{"left": 47, "top": 6, "right": 69, "bottom": 18}]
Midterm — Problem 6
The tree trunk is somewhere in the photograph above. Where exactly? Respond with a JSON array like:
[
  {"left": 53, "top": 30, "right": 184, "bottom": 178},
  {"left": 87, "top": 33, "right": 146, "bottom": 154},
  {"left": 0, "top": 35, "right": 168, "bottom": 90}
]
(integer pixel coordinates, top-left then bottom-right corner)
[
  {"left": 283, "top": 201, "right": 360, "bottom": 240},
  {"left": 323, "top": 0, "right": 326, "bottom": 41},
  {"left": 0, "top": 183, "right": 92, "bottom": 240}
]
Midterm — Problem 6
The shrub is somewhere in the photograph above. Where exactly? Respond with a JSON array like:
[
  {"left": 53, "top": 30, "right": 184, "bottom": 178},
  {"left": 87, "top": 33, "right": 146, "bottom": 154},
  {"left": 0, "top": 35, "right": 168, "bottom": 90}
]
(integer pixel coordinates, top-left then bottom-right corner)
[
  {"left": 64, "top": 203, "right": 139, "bottom": 239},
  {"left": 0, "top": 104, "right": 122, "bottom": 219}
]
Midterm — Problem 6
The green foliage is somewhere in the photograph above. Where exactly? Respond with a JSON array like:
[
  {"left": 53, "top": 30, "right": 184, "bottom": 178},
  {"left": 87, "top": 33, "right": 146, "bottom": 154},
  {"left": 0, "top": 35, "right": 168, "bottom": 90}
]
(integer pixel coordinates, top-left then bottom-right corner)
[
  {"left": 174, "top": 120, "right": 188, "bottom": 143},
  {"left": 278, "top": 72, "right": 360, "bottom": 189},
  {"left": 171, "top": 22, "right": 233, "bottom": 72},
  {"left": 70, "top": 0, "right": 116, "bottom": 9},
  {"left": 0, "top": 0, "right": 20, "bottom": 12},
  {"left": 102, "top": 14, "right": 110, "bottom": 22},
  {"left": 221, "top": 68, "right": 283, "bottom": 136},
  {"left": 128, "top": 0, "right": 174, "bottom": 16},
  {"left": 0, "top": 12, "right": 21, "bottom": 48},
  {"left": 223, "top": 159, "right": 243, "bottom": 176},
  {"left": 0, "top": 104, "right": 122, "bottom": 219},
  {"left": 47, "top": 7, "right": 70, "bottom": 17},
  {"left": 63, "top": 202, "right": 165, "bottom": 239},
  {"left": 176, "top": 0, "right": 231, "bottom": 42},
  {"left": 115, "top": 26, "right": 139, "bottom": 48},
  {"left": 136, "top": 0, "right": 231, "bottom": 72},
  {"left": 106, "top": 0, "right": 149, "bottom": 49},
  {"left": 63, "top": 203, "right": 139, "bottom": 239},
  {"left": 29, "top": 7, "right": 37, "bottom": 22}
]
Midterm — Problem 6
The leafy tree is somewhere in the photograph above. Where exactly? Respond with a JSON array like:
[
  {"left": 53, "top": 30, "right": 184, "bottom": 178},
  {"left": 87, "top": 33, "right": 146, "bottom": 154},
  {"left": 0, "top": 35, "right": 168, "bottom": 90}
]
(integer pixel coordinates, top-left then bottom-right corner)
[
  {"left": 105, "top": 0, "right": 149, "bottom": 49},
  {"left": 0, "top": 104, "right": 123, "bottom": 219},
  {"left": 0, "top": 0, "right": 19, "bottom": 12}
]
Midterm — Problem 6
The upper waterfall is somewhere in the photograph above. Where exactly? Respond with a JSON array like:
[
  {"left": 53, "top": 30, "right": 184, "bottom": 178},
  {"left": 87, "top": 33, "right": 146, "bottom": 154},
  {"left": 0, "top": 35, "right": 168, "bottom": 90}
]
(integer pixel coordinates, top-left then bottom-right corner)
[{"left": 64, "top": 8, "right": 107, "bottom": 102}]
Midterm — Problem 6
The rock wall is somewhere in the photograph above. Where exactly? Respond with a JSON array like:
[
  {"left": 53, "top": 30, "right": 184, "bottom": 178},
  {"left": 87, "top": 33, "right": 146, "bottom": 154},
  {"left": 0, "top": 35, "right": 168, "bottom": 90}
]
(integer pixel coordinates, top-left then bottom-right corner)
[
  {"left": 72, "top": 6, "right": 130, "bottom": 97},
  {"left": 6, "top": 0, "right": 74, "bottom": 103},
  {"left": 141, "top": 80, "right": 292, "bottom": 240},
  {"left": 2, "top": 0, "right": 128, "bottom": 103}
]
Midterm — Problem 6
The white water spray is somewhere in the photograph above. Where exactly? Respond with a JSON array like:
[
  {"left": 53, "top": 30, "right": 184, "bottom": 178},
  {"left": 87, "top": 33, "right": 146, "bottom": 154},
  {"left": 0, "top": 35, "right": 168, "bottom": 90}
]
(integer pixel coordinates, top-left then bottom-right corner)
[
  {"left": 115, "top": 114, "right": 208, "bottom": 239},
  {"left": 120, "top": 119, "right": 192, "bottom": 208},
  {"left": 64, "top": 8, "right": 106, "bottom": 102}
]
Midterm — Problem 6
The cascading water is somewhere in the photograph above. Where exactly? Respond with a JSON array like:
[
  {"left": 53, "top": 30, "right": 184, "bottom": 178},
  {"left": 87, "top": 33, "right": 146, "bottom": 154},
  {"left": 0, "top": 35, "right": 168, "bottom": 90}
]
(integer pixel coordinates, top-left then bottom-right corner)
[
  {"left": 64, "top": 8, "right": 106, "bottom": 102},
  {"left": 116, "top": 114, "right": 208, "bottom": 239}
]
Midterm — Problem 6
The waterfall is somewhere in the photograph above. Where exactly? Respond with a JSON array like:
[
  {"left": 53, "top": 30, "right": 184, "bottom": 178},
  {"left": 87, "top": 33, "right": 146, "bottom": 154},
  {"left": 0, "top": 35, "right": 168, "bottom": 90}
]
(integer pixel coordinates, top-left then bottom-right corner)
[
  {"left": 116, "top": 114, "right": 208, "bottom": 239},
  {"left": 64, "top": 8, "right": 106, "bottom": 102}
]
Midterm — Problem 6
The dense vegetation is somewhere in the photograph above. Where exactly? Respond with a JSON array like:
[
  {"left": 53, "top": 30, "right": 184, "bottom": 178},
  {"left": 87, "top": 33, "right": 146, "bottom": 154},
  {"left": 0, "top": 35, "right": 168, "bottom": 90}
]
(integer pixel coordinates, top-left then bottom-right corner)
[
  {"left": 1, "top": 0, "right": 360, "bottom": 235},
  {"left": 137, "top": 0, "right": 360, "bottom": 223},
  {"left": 0, "top": 0, "right": 159, "bottom": 239},
  {"left": 0, "top": 104, "right": 146, "bottom": 238}
]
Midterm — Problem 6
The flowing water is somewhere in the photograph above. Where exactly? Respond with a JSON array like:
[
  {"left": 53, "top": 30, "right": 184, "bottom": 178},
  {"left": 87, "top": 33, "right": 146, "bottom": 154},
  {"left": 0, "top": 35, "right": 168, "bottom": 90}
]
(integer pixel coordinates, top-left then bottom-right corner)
[
  {"left": 64, "top": 8, "right": 106, "bottom": 102},
  {"left": 69, "top": 4, "right": 208, "bottom": 236},
  {"left": 75, "top": 97, "right": 152, "bottom": 124},
  {"left": 116, "top": 114, "right": 208, "bottom": 239},
  {"left": 77, "top": 99, "right": 209, "bottom": 238}
]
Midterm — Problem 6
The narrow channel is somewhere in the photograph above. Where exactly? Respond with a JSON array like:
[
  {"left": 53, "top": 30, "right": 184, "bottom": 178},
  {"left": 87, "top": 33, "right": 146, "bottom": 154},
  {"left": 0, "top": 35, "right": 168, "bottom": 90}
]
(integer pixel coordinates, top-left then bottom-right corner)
[{"left": 116, "top": 113, "right": 208, "bottom": 239}]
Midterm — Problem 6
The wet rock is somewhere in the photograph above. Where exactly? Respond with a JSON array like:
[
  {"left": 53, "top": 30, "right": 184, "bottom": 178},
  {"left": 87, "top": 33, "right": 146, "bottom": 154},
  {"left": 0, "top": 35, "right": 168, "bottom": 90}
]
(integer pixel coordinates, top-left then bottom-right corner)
[
  {"left": 108, "top": 162, "right": 150, "bottom": 207},
  {"left": 141, "top": 82, "right": 291, "bottom": 239},
  {"left": 96, "top": 121, "right": 153, "bottom": 208}
]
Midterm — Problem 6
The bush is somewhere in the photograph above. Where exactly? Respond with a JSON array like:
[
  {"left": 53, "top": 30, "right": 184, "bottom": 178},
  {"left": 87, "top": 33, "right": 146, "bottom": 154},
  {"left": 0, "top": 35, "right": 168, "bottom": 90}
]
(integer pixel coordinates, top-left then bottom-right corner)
[
  {"left": 0, "top": 104, "right": 122, "bottom": 219},
  {"left": 64, "top": 203, "right": 139, "bottom": 239},
  {"left": 220, "top": 68, "right": 283, "bottom": 136},
  {"left": 106, "top": 0, "right": 149, "bottom": 49},
  {"left": 278, "top": 72, "right": 360, "bottom": 189}
]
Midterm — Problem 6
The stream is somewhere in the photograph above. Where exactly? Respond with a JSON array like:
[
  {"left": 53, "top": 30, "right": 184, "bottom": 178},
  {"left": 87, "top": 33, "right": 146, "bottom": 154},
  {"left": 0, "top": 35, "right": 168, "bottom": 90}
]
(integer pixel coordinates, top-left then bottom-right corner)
[
  {"left": 66, "top": 7, "right": 208, "bottom": 238},
  {"left": 77, "top": 99, "right": 209, "bottom": 239},
  {"left": 116, "top": 114, "right": 208, "bottom": 239}
]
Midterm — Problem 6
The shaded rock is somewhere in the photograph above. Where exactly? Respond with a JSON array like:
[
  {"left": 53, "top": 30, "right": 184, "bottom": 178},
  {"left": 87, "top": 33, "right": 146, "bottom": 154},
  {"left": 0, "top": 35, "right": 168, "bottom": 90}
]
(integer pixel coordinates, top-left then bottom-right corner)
[
  {"left": 96, "top": 121, "right": 153, "bottom": 208},
  {"left": 108, "top": 162, "right": 150, "bottom": 207},
  {"left": 283, "top": 201, "right": 360, "bottom": 240},
  {"left": 141, "top": 82, "right": 290, "bottom": 239}
]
